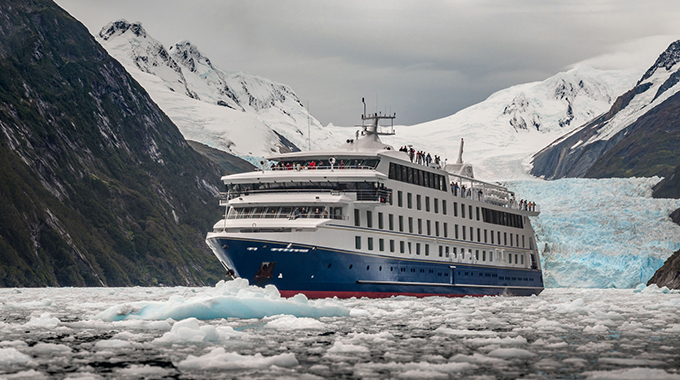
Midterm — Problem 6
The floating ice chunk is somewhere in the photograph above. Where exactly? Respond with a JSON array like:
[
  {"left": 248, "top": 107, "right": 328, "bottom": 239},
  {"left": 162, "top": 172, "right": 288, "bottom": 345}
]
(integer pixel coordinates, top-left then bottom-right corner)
[
  {"left": 152, "top": 317, "right": 243, "bottom": 345},
  {"left": 176, "top": 347, "right": 298, "bottom": 370},
  {"left": 576, "top": 341, "right": 614, "bottom": 352},
  {"left": 327, "top": 341, "right": 370, "bottom": 353},
  {"left": 553, "top": 298, "right": 587, "bottom": 314},
  {"left": 264, "top": 315, "right": 325, "bottom": 330},
  {"left": 63, "top": 372, "right": 103, "bottom": 380},
  {"left": 94, "top": 339, "right": 132, "bottom": 350},
  {"left": 633, "top": 283, "right": 646, "bottom": 293},
  {"left": 487, "top": 348, "right": 536, "bottom": 359},
  {"left": 349, "top": 309, "right": 371, "bottom": 317},
  {"left": 348, "top": 331, "right": 395, "bottom": 343},
  {"left": 534, "top": 358, "right": 561, "bottom": 368},
  {"left": 663, "top": 324, "right": 680, "bottom": 333},
  {"left": 29, "top": 343, "right": 72, "bottom": 355},
  {"left": 24, "top": 312, "right": 60, "bottom": 328},
  {"left": 116, "top": 364, "right": 173, "bottom": 377},
  {"left": 433, "top": 327, "right": 497, "bottom": 337},
  {"left": 583, "top": 324, "right": 609, "bottom": 334},
  {"left": 584, "top": 367, "right": 680, "bottom": 380},
  {"left": 563, "top": 357, "right": 588, "bottom": 367},
  {"left": 598, "top": 357, "right": 666, "bottom": 366},
  {"left": 398, "top": 369, "right": 448, "bottom": 379},
  {"left": 463, "top": 335, "right": 527, "bottom": 346},
  {"left": 96, "top": 279, "right": 349, "bottom": 321},
  {"left": 1, "top": 370, "right": 47, "bottom": 379},
  {"left": 0, "top": 347, "right": 33, "bottom": 365},
  {"left": 449, "top": 353, "right": 506, "bottom": 365}
]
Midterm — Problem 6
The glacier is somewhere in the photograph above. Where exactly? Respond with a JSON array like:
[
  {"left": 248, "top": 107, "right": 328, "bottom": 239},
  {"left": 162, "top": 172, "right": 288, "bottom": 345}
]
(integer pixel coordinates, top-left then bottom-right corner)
[{"left": 507, "top": 177, "right": 680, "bottom": 288}]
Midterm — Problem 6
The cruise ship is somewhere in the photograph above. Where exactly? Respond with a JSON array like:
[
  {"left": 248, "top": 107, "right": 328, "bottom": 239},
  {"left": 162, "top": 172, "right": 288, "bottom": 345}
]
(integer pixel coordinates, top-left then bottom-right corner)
[{"left": 206, "top": 111, "right": 544, "bottom": 298}]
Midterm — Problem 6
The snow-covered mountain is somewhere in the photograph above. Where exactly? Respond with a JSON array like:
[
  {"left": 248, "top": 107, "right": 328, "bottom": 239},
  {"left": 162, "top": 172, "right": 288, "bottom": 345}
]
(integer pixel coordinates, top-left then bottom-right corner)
[
  {"left": 331, "top": 66, "right": 640, "bottom": 181},
  {"left": 97, "top": 20, "right": 338, "bottom": 159},
  {"left": 531, "top": 40, "right": 680, "bottom": 179}
]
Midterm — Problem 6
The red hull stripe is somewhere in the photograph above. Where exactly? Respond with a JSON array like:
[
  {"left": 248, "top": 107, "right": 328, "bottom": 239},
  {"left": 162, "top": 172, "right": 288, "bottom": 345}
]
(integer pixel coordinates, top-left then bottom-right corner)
[{"left": 279, "top": 290, "right": 487, "bottom": 299}]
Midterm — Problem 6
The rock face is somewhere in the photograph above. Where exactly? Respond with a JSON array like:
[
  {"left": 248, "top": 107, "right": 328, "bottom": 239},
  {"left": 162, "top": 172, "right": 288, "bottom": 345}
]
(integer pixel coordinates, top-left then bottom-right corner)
[
  {"left": 531, "top": 40, "right": 680, "bottom": 180},
  {"left": 648, "top": 249, "right": 680, "bottom": 289},
  {"left": 0, "top": 0, "right": 242, "bottom": 286}
]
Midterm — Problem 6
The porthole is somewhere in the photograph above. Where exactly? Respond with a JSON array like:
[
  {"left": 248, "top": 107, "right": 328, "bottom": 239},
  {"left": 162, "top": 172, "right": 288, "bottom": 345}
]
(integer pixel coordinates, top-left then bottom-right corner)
[
  {"left": 379, "top": 266, "right": 382, "bottom": 271},
  {"left": 349, "top": 264, "right": 353, "bottom": 269},
  {"left": 327, "top": 263, "right": 332, "bottom": 269},
  {"left": 367, "top": 265, "right": 370, "bottom": 270}
]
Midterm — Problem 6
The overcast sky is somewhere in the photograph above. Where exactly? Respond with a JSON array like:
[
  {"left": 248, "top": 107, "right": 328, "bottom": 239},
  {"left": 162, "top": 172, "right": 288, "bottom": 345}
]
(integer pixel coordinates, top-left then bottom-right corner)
[{"left": 56, "top": 0, "right": 680, "bottom": 127}]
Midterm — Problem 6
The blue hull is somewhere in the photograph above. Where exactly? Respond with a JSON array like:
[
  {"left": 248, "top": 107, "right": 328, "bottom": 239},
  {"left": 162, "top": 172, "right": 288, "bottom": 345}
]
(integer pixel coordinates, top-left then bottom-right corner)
[{"left": 208, "top": 237, "right": 544, "bottom": 298}]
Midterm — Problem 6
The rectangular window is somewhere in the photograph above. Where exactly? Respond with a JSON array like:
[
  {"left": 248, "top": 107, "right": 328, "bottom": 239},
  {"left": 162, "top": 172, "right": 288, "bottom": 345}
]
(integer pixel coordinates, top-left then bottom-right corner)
[
  {"left": 408, "top": 217, "right": 414, "bottom": 233},
  {"left": 388, "top": 214, "right": 394, "bottom": 231},
  {"left": 442, "top": 200, "right": 447, "bottom": 215},
  {"left": 453, "top": 202, "right": 457, "bottom": 217},
  {"left": 477, "top": 228, "right": 481, "bottom": 242},
  {"left": 366, "top": 211, "right": 373, "bottom": 228},
  {"left": 439, "top": 245, "right": 443, "bottom": 257},
  {"left": 462, "top": 226, "right": 466, "bottom": 240},
  {"left": 482, "top": 250, "right": 486, "bottom": 261},
  {"left": 521, "top": 254, "right": 524, "bottom": 265},
  {"left": 398, "top": 191, "right": 403, "bottom": 207},
  {"left": 476, "top": 207, "right": 480, "bottom": 221},
  {"left": 416, "top": 194, "right": 422, "bottom": 210},
  {"left": 399, "top": 215, "right": 404, "bottom": 232},
  {"left": 445, "top": 246, "right": 450, "bottom": 258},
  {"left": 435, "top": 221, "right": 440, "bottom": 237},
  {"left": 427, "top": 220, "right": 431, "bottom": 235},
  {"left": 522, "top": 235, "right": 525, "bottom": 248},
  {"left": 368, "top": 237, "right": 373, "bottom": 250},
  {"left": 516, "top": 234, "right": 520, "bottom": 248},
  {"left": 489, "top": 251, "right": 493, "bottom": 262},
  {"left": 469, "top": 205, "right": 473, "bottom": 220},
  {"left": 390, "top": 239, "right": 395, "bottom": 252},
  {"left": 498, "top": 231, "right": 501, "bottom": 245},
  {"left": 416, "top": 243, "right": 421, "bottom": 255},
  {"left": 491, "top": 230, "right": 495, "bottom": 244},
  {"left": 461, "top": 204, "right": 465, "bottom": 219},
  {"left": 400, "top": 240, "right": 405, "bottom": 253},
  {"left": 425, "top": 244, "right": 429, "bottom": 256},
  {"left": 378, "top": 212, "right": 384, "bottom": 229},
  {"left": 509, "top": 254, "right": 512, "bottom": 264},
  {"left": 355, "top": 236, "right": 361, "bottom": 249},
  {"left": 455, "top": 224, "right": 459, "bottom": 239},
  {"left": 504, "top": 232, "right": 508, "bottom": 246},
  {"left": 418, "top": 218, "right": 422, "bottom": 234},
  {"left": 470, "top": 227, "right": 473, "bottom": 241},
  {"left": 475, "top": 250, "right": 479, "bottom": 260},
  {"left": 484, "top": 229, "right": 488, "bottom": 243},
  {"left": 443, "top": 222, "right": 448, "bottom": 238},
  {"left": 354, "top": 209, "right": 360, "bottom": 227},
  {"left": 434, "top": 198, "right": 439, "bottom": 213},
  {"left": 379, "top": 238, "right": 384, "bottom": 251},
  {"left": 407, "top": 193, "right": 413, "bottom": 209},
  {"left": 425, "top": 196, "right": 430, "bottom": 212}
]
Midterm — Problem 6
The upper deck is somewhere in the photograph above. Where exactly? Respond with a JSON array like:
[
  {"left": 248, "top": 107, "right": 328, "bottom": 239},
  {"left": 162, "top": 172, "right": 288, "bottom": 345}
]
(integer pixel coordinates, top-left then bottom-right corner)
[{"left": 218, "top": 113, "right": 539, "bottom": 215}]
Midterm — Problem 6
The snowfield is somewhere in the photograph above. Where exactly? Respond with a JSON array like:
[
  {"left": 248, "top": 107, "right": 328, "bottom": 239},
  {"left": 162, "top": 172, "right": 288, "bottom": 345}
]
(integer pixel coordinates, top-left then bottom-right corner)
[{"left": 1, "top": 284, "right": 680, "bottom": 379}]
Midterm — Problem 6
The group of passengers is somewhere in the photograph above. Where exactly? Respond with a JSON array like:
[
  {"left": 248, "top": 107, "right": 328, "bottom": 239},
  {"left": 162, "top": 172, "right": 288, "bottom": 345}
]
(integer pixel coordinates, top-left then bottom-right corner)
[
  {"left": 398, "top": 146, "right": 442, "bottom": 169},
  {"left": 273, "top": 160, "right": 361, "bottom": 170},
  {"left": 519, "top": 199, "right": 536, "bottom": 212},
  {"left": 289, "top": 206, "right": 328, "bottom": 219},
  {"left": 451, "top": 182, "right": 481, "bottom": 199}
]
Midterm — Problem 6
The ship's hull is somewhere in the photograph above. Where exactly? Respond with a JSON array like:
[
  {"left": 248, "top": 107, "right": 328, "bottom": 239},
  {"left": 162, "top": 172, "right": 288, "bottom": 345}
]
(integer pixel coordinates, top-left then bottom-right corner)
[{"left": 207, "top": 236, "right": 544, "bottom": 298}]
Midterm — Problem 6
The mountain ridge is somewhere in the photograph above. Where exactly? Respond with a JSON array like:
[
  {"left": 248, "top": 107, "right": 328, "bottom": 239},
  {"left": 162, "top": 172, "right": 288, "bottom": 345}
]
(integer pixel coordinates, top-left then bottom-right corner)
[{"left": 530, "top": 40, "right": 680, "bottom": 180}]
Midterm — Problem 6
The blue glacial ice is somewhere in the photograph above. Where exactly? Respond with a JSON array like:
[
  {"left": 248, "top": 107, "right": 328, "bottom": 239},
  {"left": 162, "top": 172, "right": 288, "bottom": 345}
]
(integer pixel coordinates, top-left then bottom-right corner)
[
  {"left": 507, "top": 177, "right": 680, "bottom": 288},
  {"left": 95, "top": 278, "right": 350, "bottom": 321}
]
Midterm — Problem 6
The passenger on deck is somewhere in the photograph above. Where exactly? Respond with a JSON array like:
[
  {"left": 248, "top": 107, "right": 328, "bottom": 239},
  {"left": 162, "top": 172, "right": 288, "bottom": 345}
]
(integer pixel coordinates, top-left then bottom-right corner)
[
  {"left": 291, "top": 207, "right": 301, "bottom": 219},
  {"left": 339, "top": 160, "right": 345, "bottom": 169}
]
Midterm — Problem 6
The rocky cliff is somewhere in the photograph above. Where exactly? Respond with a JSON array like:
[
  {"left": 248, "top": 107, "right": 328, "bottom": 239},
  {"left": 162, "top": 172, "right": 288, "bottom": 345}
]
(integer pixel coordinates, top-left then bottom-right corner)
[
  {"left": 531, "top": 41, "right": 680, "bottom": 180},
  {"left": 0, "top": 0, "right": 241, "bottom": 286}
]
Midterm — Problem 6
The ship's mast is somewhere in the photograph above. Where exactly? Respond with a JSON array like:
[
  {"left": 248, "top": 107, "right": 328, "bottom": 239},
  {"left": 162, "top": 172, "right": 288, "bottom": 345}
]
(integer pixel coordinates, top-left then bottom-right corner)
[{"left": 360, "top": 97, "right": 396, "bottom": 136}]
